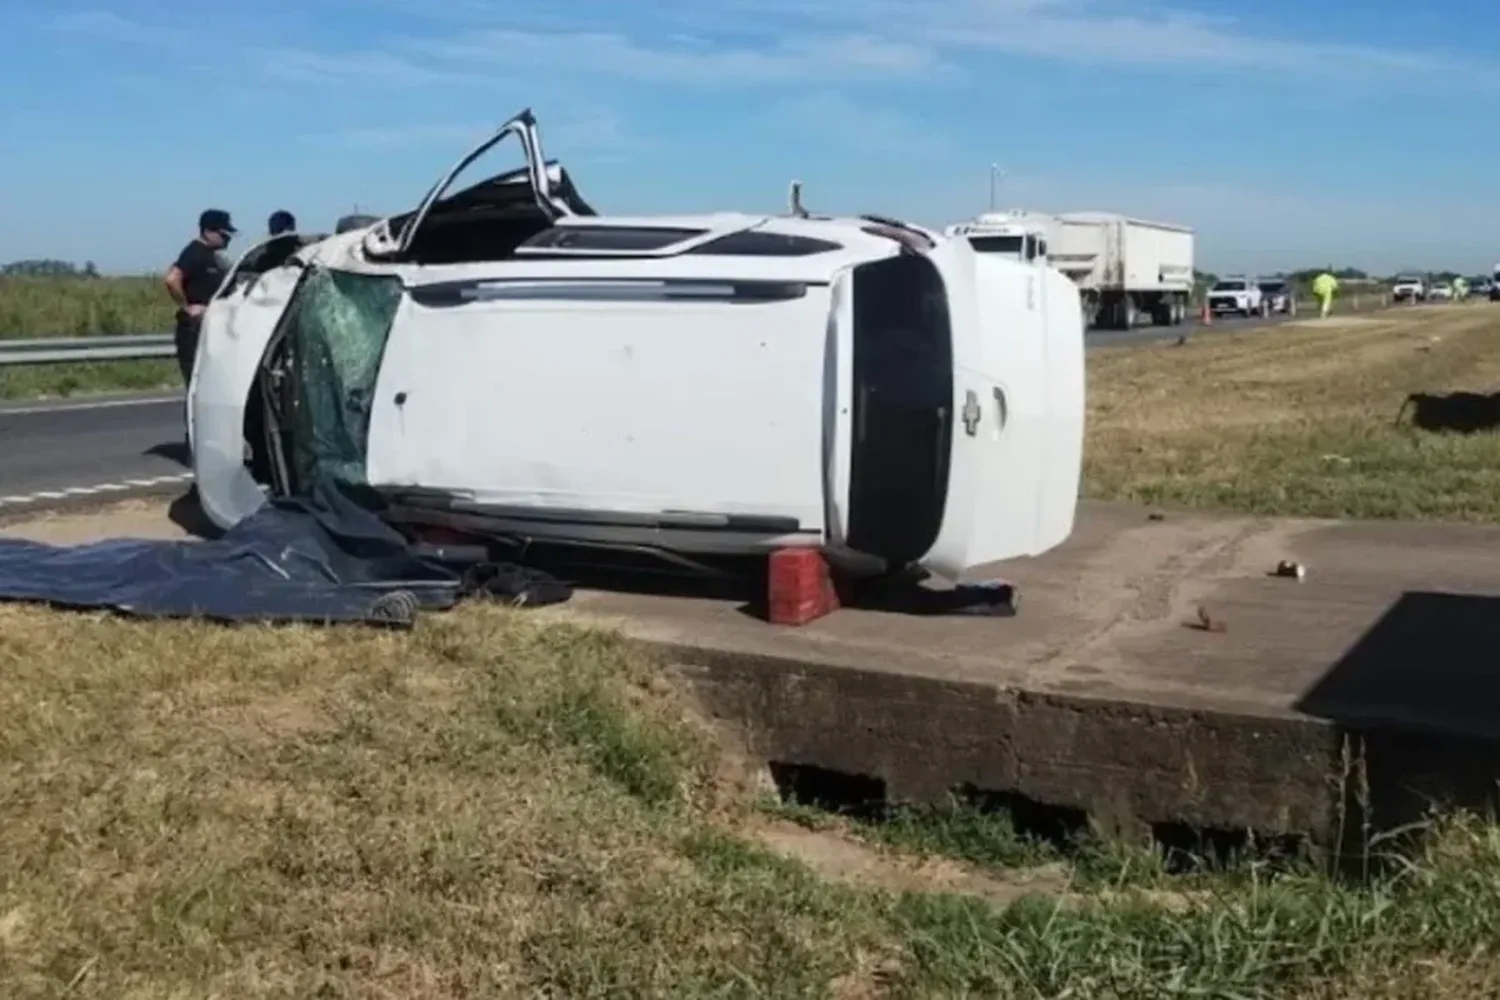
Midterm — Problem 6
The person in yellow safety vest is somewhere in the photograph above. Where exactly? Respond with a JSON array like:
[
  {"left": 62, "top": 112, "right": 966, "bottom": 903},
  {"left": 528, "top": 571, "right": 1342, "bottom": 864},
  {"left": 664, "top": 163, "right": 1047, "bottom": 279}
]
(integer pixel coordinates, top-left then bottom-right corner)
[{"left": 1311, "top": 271, "right": 1338, "bottom": 318}]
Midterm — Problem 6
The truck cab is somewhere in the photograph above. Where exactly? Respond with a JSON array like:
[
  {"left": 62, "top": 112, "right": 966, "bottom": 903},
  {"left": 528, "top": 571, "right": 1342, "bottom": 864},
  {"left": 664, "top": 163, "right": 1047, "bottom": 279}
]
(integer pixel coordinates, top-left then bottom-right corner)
[{"left": 944, "top": 214, "right": 1052, "bottom": 264}]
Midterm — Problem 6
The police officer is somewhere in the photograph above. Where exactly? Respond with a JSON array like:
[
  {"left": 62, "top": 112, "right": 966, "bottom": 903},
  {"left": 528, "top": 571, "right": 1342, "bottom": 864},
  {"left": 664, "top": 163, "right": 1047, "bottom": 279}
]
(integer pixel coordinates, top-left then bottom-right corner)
[
  {"left": 243, "top": 209, "right": 301, "bottom": 273},
  {"left": 163, "top": 208, "right": 236, "bottom": 385}
]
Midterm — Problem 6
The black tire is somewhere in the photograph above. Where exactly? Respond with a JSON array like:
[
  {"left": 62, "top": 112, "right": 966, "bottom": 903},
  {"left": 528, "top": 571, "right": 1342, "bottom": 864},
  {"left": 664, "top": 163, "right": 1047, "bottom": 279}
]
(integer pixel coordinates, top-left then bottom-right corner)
[{"left": 367, "top": 590, "right": 419, "bottom": 628}]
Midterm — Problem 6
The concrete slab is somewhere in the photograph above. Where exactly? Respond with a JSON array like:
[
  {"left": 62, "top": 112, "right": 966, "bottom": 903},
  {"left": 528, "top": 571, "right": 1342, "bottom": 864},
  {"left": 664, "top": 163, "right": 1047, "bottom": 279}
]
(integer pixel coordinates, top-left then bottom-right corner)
[
  {"left": 537, "top": 502, "right": 1500, "bottom": 839},
  {"left": 8, "top": 492, "right": 1500, "bottom": 839}
]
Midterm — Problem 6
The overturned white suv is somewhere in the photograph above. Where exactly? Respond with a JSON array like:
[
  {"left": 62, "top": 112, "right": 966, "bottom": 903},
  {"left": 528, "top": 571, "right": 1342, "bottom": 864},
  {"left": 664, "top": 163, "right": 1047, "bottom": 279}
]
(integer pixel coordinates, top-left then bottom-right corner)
[{"left": 188, "top": 110, "right": 1086, "bottom": 580}]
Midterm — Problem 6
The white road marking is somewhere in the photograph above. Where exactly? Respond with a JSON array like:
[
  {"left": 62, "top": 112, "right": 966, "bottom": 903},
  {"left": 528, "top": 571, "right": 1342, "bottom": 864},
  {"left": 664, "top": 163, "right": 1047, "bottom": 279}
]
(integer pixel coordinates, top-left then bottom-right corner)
[
  {"left": 0, "top": 394, "right": 183, "bottom": 418},
  {"left": 0, "top": 473, "right": 193, "bottom": 510}
]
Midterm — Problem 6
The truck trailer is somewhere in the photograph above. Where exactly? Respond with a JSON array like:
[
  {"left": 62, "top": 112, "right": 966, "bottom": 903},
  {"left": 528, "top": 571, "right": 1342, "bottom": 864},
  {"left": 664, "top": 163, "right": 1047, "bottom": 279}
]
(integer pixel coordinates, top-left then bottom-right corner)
[{"left": 947, "top": 210, "right": 1195, "bottom": 330}]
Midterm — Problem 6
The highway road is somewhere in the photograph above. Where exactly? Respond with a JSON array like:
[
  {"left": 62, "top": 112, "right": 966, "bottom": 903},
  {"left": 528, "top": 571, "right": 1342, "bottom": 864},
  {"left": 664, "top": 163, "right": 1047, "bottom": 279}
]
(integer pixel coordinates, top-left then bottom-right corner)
[{"left": 0, "top": 310, "right": 1297, "bottom": 511}]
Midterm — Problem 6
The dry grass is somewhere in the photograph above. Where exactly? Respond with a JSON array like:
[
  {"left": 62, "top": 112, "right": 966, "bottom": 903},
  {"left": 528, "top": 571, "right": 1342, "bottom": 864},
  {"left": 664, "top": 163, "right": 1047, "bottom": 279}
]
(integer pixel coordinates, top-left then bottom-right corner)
[
  {"left": 2, "top": 598, "right": 1500, "bottom": 997},
  {"left": 1086, "top": 303, "right": 1500, "bottom": 520},
  {"left": 0, "top": 605, "right": 886, "bottom": 997}
]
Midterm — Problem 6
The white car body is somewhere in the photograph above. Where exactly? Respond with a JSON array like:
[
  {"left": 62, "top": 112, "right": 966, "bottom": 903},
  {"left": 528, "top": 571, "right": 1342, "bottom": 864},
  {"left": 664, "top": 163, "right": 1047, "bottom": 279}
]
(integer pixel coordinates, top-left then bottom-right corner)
[
  {"left": 188, "top": 110, "right": 1086, "bottom": 580},
  {"left": 1427, "top": 282, "right": 1453, "bottom": 301},
  {"left": 1207, "top": 277, "right": 1264, "bottom": 316},
  {"left": 1391, "top": 276, "right": 1427, "bottom": 302}
]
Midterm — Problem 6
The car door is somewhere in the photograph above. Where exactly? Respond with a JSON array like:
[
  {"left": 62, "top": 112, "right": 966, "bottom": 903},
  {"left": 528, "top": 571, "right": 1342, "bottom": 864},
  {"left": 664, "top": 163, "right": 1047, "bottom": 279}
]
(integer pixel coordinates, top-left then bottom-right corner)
[
  {"left": 361, "top": 108, "right": 570, "bottom": 260},
  {"left": 919, "top": 238, "right": 1069, "bottom": 578},
  {"left": 189, "top": 262, "right": 306, "bottom": 529}
]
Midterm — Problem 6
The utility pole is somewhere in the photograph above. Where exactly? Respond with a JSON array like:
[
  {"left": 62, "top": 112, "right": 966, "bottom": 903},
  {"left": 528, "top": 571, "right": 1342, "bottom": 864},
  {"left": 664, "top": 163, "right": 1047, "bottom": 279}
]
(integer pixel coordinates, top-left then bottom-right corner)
[{"left": 988, "top": 163, "right": 1002, "bottom": 211}]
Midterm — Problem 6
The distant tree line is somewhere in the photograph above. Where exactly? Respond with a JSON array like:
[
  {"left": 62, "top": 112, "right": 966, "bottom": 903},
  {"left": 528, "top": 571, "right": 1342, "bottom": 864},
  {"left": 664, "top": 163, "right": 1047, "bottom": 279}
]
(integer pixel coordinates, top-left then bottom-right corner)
[{"left": 3, "top": 259, "right": 100, "bottom": 277}]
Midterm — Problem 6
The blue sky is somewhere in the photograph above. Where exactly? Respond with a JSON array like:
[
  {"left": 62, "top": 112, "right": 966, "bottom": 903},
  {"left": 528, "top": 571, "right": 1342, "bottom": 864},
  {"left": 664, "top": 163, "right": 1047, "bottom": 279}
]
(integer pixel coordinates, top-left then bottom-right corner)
[{"left": 3, "top": 0, "right": 1499, "bottom": 275}]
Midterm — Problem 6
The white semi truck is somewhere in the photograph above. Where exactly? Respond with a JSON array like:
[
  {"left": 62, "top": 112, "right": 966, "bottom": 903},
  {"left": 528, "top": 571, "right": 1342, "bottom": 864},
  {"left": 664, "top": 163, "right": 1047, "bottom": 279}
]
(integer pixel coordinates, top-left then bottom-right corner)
[{"left": 946, "top": 210, "right": 1195, "bottom": 330}]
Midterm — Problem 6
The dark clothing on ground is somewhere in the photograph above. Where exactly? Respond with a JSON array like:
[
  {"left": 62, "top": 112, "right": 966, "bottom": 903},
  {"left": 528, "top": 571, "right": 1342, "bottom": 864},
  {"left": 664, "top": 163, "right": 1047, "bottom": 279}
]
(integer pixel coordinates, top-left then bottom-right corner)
[{"left": 171, "top": 239, "right": 228, "bottom": 386}]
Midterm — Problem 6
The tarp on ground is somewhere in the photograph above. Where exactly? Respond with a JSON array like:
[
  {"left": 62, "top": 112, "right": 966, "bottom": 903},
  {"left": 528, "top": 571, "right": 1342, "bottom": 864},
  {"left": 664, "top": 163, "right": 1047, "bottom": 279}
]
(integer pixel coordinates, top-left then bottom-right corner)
[{"left": 0, "top": 482, "right": 570, "bottom": 627}]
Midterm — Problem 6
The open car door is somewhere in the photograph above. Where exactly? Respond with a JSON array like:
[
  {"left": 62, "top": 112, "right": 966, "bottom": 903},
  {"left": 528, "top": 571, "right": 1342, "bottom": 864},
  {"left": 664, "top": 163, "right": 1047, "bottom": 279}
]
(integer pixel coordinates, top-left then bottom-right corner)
[{"left": 360, "top": 108, "right": 577, "bottom": 260}]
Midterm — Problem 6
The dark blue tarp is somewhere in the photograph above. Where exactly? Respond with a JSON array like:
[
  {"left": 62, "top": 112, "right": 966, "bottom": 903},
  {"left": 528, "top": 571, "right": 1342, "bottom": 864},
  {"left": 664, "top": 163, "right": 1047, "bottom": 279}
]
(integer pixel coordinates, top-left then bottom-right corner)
[{"left": 0, "top": 482, "right": 569, "bottom": 627}]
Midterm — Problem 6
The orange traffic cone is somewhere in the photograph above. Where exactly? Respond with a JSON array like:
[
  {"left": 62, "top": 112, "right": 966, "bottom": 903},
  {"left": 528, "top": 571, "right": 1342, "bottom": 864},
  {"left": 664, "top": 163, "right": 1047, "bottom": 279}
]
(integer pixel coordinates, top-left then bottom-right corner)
[{"left": 1200, "top": 301, "right": 1212, "bottom": 325}]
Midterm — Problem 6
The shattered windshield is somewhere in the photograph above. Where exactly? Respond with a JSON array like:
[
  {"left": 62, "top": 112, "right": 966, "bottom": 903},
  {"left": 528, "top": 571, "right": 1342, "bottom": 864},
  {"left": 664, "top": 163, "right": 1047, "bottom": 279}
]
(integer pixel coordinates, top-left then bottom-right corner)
[{"left": 281, "top": 268, "right": 404, "bottom": 491}]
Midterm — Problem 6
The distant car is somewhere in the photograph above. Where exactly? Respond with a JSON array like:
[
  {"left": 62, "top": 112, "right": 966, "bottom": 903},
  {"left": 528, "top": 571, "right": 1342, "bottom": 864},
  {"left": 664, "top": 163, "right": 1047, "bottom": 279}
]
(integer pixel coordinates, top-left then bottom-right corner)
[
  {"left": 1207, "top": 278, "right": 1265, "bottom": 317},
  {"left": 1428, "top": 281, "right": 1454, "bottom": 301},
  {"left": 1391, "top": 275, "right": 1427, "bottom": 302},
  {"left": 1256, "top": 279, "right": 1296, "bottom": 315}
]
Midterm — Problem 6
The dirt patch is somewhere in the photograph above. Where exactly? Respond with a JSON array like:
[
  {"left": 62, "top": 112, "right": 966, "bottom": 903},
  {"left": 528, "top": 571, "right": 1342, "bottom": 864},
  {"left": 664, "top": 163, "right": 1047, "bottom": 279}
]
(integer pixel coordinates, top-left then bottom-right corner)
[
  {"left": 1280, "top": 316, "right": 1382, "bottom": 330},
  {"left": 211, "top": 692, "right": 337, "bottom": 745},
  {"left": 751, "top": 820, "right": 1070, "bottom": 905},
  {"left": 1, "top": 498, "right": 185, "bottom": 544}
]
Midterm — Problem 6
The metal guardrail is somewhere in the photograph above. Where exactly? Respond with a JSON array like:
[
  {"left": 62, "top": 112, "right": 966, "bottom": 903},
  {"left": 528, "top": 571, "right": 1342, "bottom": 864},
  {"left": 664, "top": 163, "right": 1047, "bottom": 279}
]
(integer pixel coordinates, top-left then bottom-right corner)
[{"left": 0, "top": 334, "right": 174, "bottom": 366}]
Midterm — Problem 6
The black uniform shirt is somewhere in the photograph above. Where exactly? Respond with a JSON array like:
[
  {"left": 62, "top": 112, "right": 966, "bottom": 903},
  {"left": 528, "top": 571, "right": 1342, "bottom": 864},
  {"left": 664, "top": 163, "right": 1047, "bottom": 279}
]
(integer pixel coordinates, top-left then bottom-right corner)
[{"left": 173, "top": 240, "right": 228, "bottom": 307}]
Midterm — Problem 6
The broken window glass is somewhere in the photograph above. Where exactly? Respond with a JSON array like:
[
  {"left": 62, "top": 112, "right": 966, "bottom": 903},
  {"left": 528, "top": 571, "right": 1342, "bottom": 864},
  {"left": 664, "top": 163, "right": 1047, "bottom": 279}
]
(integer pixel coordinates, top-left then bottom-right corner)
[{"left": 282, "top": 268, "right": 404, "bottom": 491}]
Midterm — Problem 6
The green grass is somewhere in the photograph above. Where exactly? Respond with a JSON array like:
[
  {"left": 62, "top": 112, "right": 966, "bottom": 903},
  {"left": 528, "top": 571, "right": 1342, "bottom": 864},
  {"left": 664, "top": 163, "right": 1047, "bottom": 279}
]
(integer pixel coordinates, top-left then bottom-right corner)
[
  {"left": 0, "top": 276, "right": 182, "bottom": 400},
  {"left": 1, "top": 600, "right": 1498, "bottom": 998},
  {"left": 0, "top": 359, "right": 179, "bottom": 400},
  {"left": 0, "top": 275, "right": 174, "bottom": 337}
]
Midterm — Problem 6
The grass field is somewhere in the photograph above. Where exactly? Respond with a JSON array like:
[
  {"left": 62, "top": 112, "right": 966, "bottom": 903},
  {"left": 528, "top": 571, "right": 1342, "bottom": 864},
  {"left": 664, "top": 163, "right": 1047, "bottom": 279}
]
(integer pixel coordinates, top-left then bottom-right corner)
[
  {"left": 2, "top": 602, "right": 1498, "bottom": 998},
  {"left": 0, "top": 275, "right": 174, "bottom": 337},
  {"left": 1086, "top": 303, "right": 1500, "bottom": 520},
  {"left": 5, "top": 296, "right": 1500, "bottom": 995},
  {"left": 0, "top": 276, "right": 179, "bottom": 400}
]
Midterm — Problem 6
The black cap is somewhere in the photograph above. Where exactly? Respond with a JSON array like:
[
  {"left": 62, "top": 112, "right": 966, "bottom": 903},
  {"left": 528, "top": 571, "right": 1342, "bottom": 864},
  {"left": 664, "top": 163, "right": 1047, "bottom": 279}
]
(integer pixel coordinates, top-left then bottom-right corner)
[
  {"left": 268, "top": 210, "right": 296, "bottom": 235},
  {"left": 198, "top": 208, "right": 236, "bottom": 235}
]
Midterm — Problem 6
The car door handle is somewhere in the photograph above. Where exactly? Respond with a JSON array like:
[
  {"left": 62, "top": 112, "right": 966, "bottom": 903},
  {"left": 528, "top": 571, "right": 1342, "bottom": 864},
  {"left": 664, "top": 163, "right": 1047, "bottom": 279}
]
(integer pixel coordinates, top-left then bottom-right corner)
[{"left": 993, "top": 386, "right": 1008, "bottom": 432}]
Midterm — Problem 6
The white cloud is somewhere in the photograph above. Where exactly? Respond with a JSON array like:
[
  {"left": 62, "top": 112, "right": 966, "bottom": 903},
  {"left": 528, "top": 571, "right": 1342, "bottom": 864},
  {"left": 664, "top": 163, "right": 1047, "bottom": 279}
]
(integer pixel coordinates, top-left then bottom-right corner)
[
  {"left": 43, "top": 8, "right": 196, "bottom": 49},
  {"left": 403, "top": 30, "right": 949, "bottom": 86},
  {"left": 350, "top": 0, "right": 1500, "bottom": 95},
  {"left": 258, "top": 48, "right": 489, "bottom": 87},
  {"left": 317, "top": 109, "right": 649, "bottom": 164},
  {"left": 53, "top": 1, "right": 1500, "bottom": 96}
]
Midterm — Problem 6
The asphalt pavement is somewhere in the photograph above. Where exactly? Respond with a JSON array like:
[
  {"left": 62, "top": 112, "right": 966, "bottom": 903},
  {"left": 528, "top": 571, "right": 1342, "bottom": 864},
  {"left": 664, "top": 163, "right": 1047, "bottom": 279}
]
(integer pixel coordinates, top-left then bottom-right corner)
[
  {"left": 0, "top": 310, "right": 1288, "bottom": 506},
  {"left": 0, "top": 393, "right": 191, "bottom": 505}
]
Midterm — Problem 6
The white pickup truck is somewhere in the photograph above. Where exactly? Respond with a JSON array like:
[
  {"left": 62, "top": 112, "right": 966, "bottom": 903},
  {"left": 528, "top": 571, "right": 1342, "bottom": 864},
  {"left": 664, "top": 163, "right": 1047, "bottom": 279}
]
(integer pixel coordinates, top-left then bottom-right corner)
[
  {"left": 1206, "top": 277, "right": 1265, "bottom": 317},
  {"left": 1391, "top": 275, "right": 1427, "bottom": 303}
]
